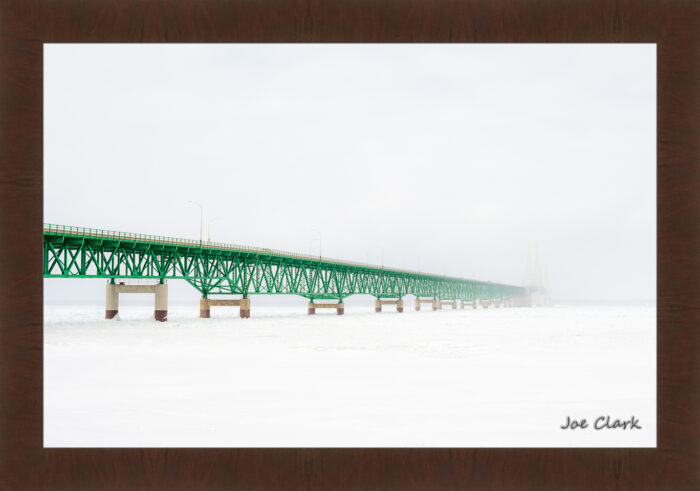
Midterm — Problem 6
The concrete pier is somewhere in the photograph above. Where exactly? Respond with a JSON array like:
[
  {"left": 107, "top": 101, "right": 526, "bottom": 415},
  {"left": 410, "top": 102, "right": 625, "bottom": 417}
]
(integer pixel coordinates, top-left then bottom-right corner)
[
  {"left": 105, "top": 283, "right": 168, "bottom": 321},
  {"left": 240, "top": 298, "right": 251, "bottom": 318},
  {"left": 414, "top": 298, "right": 435, "bottom": 311},
  {"left": 375, "top": 298, "right": 404, "bottom": 313},
  {"left": 435, "top": 300, "right": 457, "bottom": 310},
  {"left": 200, "top": 297, "right": 250, "bottom": 318},
  {"left": 154, "top": 284, "right": 168, "bottom": 321},
  {"left": 308, "top": 301, "right": 344, "bottom": 315},
  {"left": 461, "top": 300, "right": 476, "bottom": 309},
  {"left": 105, "top": 284, "right": 118, "bottom": 319},
  {"left": 509, "top": 294, "right": 530, "bottom": 307}
]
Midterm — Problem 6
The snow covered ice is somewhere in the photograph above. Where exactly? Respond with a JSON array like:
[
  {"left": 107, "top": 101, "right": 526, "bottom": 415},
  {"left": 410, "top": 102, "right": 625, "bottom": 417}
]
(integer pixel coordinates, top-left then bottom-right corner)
[{"left": 44, "top": 303, "right": 655, "bottom": 447}]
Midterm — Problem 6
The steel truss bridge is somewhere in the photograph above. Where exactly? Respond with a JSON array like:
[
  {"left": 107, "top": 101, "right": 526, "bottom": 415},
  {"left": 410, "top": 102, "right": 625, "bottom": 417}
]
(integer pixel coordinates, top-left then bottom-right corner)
[{"left": 43, "top": 224, "right": 525, "bottom": 303}]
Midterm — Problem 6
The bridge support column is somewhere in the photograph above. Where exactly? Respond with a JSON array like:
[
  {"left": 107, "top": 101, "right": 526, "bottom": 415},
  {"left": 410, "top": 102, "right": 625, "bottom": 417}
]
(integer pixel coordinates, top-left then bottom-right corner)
[
  {"left": 434, "top": 300, "right": 457, "bottom": 310},
  {"left": 105, "top": 284, "right": 118, "bottom": 319},
  {"left": 105, "top": 283, "right": 167, "bottom": 321},
  {"left": 415, "top": 297, "right": 437, "bottom": 311},
  {"left": 308, "top": 301, "right": 344, "bottom": 315},
  {"left": 240, "top": 298, "right": 250, "bottom": 318},
  {"left": 199, "top": 297, "right": 249, "bottom": 318},
  {"left": 375, "top": 298, "right": 403, "bottom": 313},
  {"left": 155, "top": 284, "right": 168, "bottom": 321},
  {"left": 200, "top": 298, "right": 211, "bottom": 318}
]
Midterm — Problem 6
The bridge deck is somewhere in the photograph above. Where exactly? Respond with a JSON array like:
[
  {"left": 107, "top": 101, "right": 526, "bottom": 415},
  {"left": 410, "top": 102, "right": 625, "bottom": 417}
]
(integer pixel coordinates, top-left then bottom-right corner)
[{"left": 43, "top": 223, "right": 525, "bottom": 301}]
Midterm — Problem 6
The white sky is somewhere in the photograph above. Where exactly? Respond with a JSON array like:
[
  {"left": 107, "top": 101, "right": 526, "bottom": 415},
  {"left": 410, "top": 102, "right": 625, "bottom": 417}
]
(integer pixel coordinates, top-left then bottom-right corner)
[{"left": 44, "top": 44, "right": 655, "bottom": 303}]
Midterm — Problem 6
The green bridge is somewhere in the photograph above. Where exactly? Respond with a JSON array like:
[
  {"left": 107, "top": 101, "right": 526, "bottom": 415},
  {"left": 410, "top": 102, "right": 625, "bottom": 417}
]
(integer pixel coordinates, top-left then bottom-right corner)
[{"left": 44, "top": 223, "right": 529, "bottom": 321}]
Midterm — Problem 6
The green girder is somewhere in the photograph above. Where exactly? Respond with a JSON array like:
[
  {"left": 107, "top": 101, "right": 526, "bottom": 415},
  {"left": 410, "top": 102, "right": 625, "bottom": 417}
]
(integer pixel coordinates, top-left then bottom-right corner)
[{"left": 43, "top": 224, "right": 525, "bottom": 301}]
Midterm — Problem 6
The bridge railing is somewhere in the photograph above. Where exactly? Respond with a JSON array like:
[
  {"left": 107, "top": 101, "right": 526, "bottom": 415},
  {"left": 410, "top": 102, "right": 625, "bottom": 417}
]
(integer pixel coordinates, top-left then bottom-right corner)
[
  {"left": 42, "top": 223, "right": 522, "bottom": 290},
  {"left": 42, "top": 223, "right": 415, "bottom": 276},
  {"left": 43, "top": 223, "right": 318, "bottom": 259}
]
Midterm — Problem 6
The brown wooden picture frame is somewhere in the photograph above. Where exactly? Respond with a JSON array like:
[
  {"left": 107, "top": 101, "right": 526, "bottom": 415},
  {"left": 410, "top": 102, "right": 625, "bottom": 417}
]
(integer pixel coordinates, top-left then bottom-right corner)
[{"left": 1, "top": 0, "right": 697, "bottom": 489}]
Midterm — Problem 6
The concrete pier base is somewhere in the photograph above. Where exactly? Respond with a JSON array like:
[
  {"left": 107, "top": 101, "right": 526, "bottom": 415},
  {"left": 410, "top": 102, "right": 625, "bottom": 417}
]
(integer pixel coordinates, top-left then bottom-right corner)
[
  {"left": 106, "top": 283, "right": 168, "bottom": 321},
  {"left": 200, "top": 297, "right": 250, "bottom": 318},
  {"left": 240, "top": 298, "right": 250, "bottom": 318},
  {"left": 414, "top": 298, "right": 434, "bottom": 311},
  {"left": 375, "top": 298, "right": 403, "bottom": 313},
  {"left": 154, "top": 284, "right": 168, "bottom": 321},
  {"left": 308, "top": 301, "right": 344, "bottom": 315},
  {"left": 106, "top": 284, "right": 118, "bottom": 319},
  {"left": 435, "top": 300, "right": 457, "bottom": 310},
  {"left": 200, "top": 298, "right": 211, "bottom": 318}
]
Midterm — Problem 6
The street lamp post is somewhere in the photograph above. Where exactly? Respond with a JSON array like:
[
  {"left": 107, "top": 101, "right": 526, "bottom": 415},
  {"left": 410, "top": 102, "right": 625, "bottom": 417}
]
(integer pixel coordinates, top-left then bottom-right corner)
[
  {"left": 311, "top": 229, "right": 322, "bottom": 260},
  {"left": 188, "top": 200, "right": 203, "bottom": 246},
  {"left": 366, "top": 246, "right": 384, "bottom": 269},
  {"left": 309, "top": 238, "right": 320, "bottom": 256},
  {"left": 207, "top": 217, "right": 222, "bottom": 243}
]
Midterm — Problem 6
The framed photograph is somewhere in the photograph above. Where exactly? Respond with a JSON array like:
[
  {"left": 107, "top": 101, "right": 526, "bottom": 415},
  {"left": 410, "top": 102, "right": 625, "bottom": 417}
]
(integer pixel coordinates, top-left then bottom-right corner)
[
  {"left": 1, "top": 1, "right": 697, "bottom": 489},
  {"left": 42, "top": 42, "right": 656, "bottom": 450}
]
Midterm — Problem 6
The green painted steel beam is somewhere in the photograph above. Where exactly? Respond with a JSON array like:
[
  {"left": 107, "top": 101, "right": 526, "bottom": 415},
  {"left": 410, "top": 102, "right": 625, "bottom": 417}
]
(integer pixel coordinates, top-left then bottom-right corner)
[{"left": 43, "top": 224, "right": 526, "bottom": 301}]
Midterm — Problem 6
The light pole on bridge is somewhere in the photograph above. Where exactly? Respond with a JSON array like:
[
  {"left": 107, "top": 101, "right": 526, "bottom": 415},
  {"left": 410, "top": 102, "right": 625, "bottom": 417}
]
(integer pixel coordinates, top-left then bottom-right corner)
[
  {"left": 367, "top": 246, "right": 384, "bottom": 269},
  {"left": 311, "top": 229, "right": 322, "bottom": 260},
  {"left": 207, "top": 217, "right": 222, "bottom": 243},
  {"left": 188, "top": 200, "right": 203, "bottom": 247}
]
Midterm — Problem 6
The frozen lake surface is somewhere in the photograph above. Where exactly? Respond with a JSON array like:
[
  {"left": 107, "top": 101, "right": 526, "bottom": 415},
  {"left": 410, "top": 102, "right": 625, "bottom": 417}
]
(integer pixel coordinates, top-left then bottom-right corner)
[{"left": 44, "top": 304, "right": 655, "bottom": 447}]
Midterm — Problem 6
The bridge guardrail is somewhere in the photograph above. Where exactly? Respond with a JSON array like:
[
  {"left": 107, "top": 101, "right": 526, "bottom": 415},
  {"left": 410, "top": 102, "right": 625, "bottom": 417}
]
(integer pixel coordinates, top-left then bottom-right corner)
[
  {"left": 42, "top": 223, "right": 517, "bottom": 287},
  {"left": 42, "top": 224, "right": 407, "bottom": 275}
]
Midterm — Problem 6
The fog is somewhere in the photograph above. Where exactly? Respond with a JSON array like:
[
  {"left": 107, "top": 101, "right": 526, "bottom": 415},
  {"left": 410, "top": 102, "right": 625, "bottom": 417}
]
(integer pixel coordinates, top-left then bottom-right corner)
[{"left": 44, "top": 44, "right": 655, "bottom": 304}]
